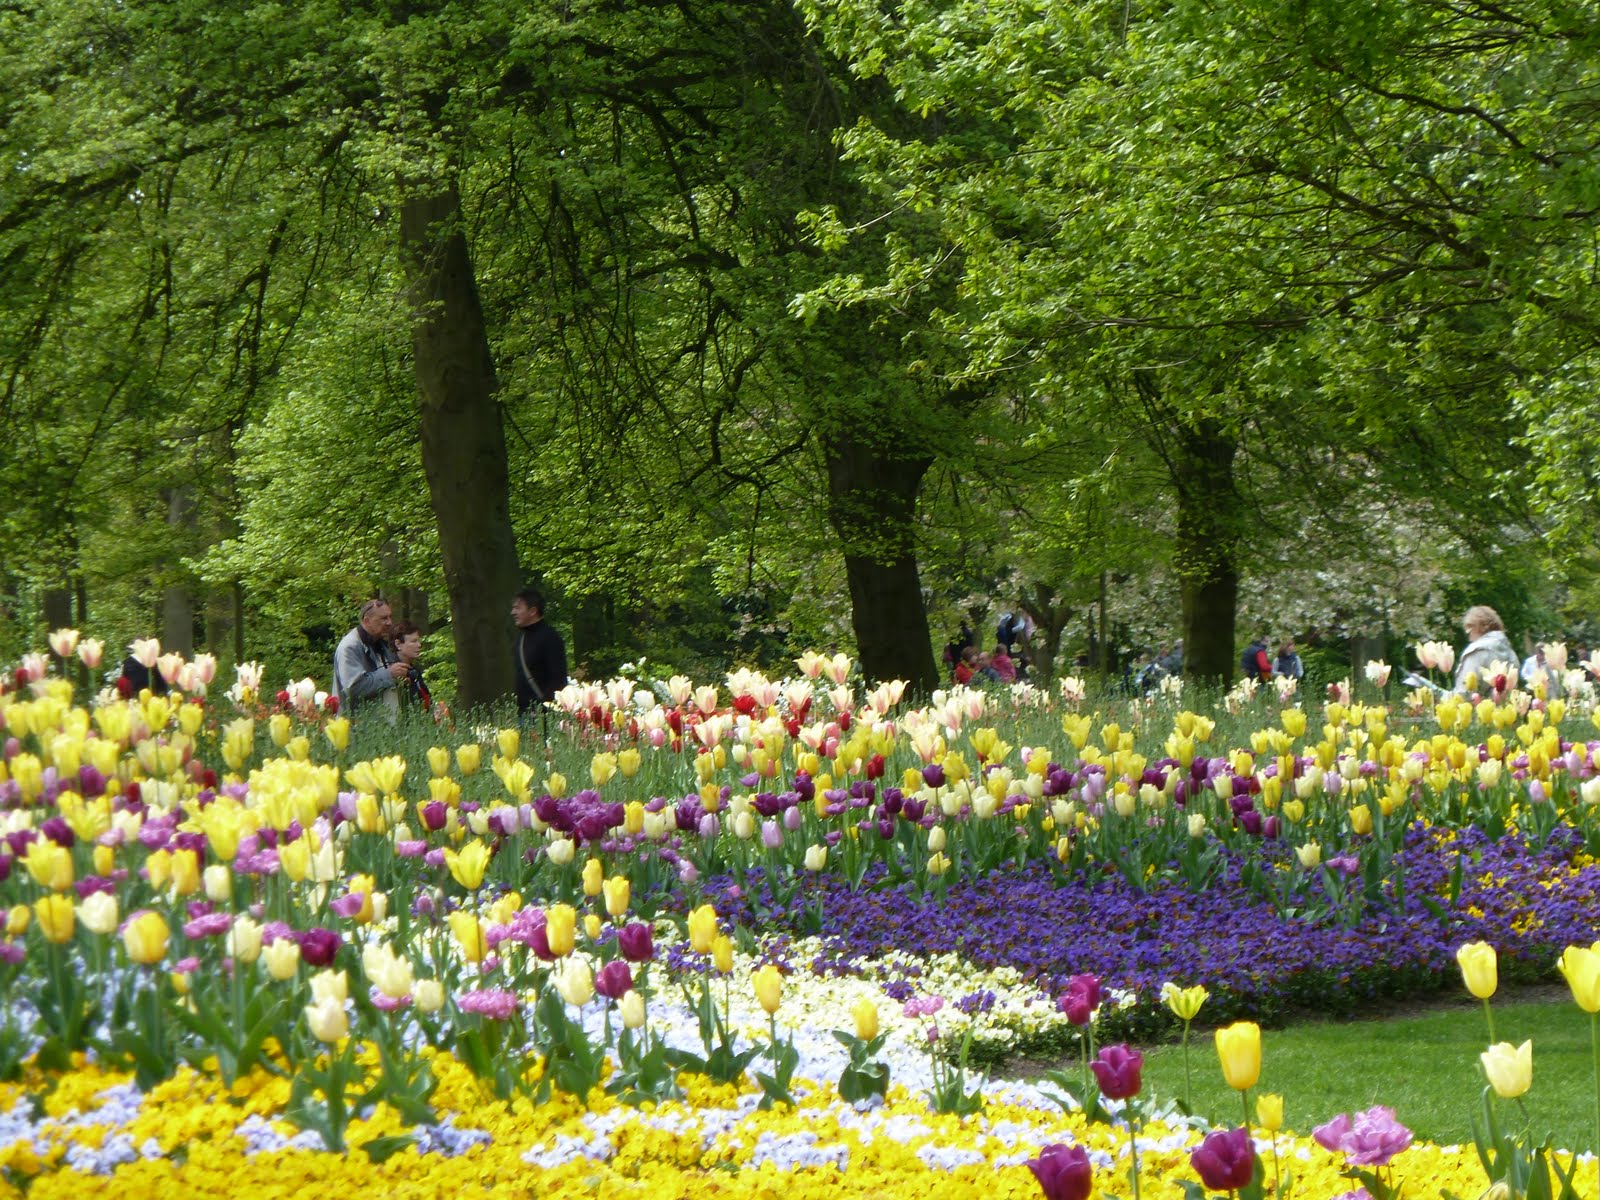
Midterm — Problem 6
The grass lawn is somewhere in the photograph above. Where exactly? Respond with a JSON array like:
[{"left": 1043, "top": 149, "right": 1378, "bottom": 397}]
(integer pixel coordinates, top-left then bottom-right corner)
[{"left": 1135, "top": 991, "right": 1600, "bottom": 1150}]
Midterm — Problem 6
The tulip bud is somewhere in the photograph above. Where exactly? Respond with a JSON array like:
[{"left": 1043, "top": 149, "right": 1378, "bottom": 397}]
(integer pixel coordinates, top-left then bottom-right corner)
[
  {"left": 582, "top": 857, "right": 604, "bottom": 897},
  {"left": 121, "top": 909, "right": 169, "bottom": 963},
  {"left": 602, "top": 876, "right": 630, "bottom": 918},
  {"left": 1557, "top": 945, "right": 1600, "bottom": 1012},
  {"left": 229, "top": 916, "right": 263, "bottom": 965},
  {"left": 427, "top": 746, "right": 451, "bottom": 777},
  {"left": 1215, "top": 1021, "right": 1261, "bottom": 1091},
  {"left": 927, "top": 825, "right": 946, "bottom": 852},
  {"left": 1457, "top": 941, "right": 1497, "bottom": 1001},
  {"left": 1256, "top": 1093, "right": 1283, "bottom": 1132},
  {"left": 413, "top": 979, "right": 445, "bottom": 1013},
  {"left": 712, "top": 934, "right": 734, "bottom": 975},
  {"left": 544, "top": 904, "right": 577, "bottom": 957},
  {"left": 78, "top": 891, "right": 120, "bottom": 936},
  {"left": 804, "top": 844, "right": 828, "bottom": 872},
  {"left": 455, "top": 744, "right": 482, "bottom": 775},
  {"left": 687, "top": 904, "right": 718, "bottom": 954},
  {"left": 556, "top": 959, "right": 594, "bottom": 1007},
  {"left": 619, "top": 989, "right": 647, "bottom": 1029},
  {"left": 584, "top": 913, "right": 601, "bottom": 940},
  {"left": 752, "top": 964, "right": 783, "bottom": 1015},
  {"left": 546, "top": 838, "right": 575, "bottom": 866},
  {"left": 852, "top": 997, "right": 879, "bottom": 1041},
  {"left": 204, "top": 865, "right": 233, "bottom": 903}
]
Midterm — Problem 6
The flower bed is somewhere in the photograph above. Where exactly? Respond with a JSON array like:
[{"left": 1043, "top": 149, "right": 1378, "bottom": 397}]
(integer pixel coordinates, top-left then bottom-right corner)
[{"left": 4, "top": 642, "right": 1600, "bottom": 1196}]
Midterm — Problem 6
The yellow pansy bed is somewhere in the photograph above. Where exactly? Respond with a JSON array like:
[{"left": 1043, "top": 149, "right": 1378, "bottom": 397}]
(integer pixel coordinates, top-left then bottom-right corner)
[{"left": 0, "top": 1051, "right": 1514, "bottom": 1200}]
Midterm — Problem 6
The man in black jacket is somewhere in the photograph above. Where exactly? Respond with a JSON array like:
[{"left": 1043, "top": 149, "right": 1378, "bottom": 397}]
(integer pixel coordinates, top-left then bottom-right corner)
[{"left": 510, "top": 587, "right": 567, "bottom": 714}]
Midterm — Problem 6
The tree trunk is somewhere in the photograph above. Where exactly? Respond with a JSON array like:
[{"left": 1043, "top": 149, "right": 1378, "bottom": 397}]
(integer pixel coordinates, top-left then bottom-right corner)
[
  {"left": 401, "top": 184, "right": 521, "bottom": 711},
  {"left": 1173, "top": 419, "right": 1241, "bottom": 684},
  {"left": 823, "top": 434, "right": 938, "bottom": 693}
]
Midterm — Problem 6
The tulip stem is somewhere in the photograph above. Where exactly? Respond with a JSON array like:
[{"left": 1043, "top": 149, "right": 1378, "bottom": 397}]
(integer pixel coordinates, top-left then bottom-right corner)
[
  {"left": 1127, "top": 1112, "right": 1142, "bottom": 1200},
  {"left": 1482, "top": 998, "right": 1496, "bottom": 1045},
  {"left": 1241, "top": 1087, "right": 1251, "bottom": 1130},
  {"left": 1181, "top": 1021, "right": 1192, "bottom": 1110},
  {"left": 1591, "top": 1012, "right": 1599, "bottom": 1199}
]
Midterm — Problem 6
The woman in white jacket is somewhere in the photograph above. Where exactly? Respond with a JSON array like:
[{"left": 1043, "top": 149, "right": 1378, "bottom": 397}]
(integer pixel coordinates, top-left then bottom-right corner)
[{"left": 1454, "top": 605, "right": 1517, "bottom": 695}]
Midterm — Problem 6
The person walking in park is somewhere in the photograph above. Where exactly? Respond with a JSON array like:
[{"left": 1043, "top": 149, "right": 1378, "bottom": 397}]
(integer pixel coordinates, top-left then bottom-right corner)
[
  {"left": 1272, "top": 639, "right": 1304, "bottom": 682},
  {"left": 511, "top": 587, "right": 567, "bottom": 714},
  {"left": 332, "top": 598, "right": 407, "bottom": 716},
  {"left": 1241, "top": 633, "right": 1273, "bottom": 682},
  {"left": 1455, "top": 605, "right": 1516, "bottom": 696}
]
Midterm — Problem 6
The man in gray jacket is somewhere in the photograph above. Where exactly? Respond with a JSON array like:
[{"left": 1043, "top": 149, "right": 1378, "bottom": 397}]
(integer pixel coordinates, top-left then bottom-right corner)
[{"left": 332, "top": 598, "right": 408, "bottom": 714}]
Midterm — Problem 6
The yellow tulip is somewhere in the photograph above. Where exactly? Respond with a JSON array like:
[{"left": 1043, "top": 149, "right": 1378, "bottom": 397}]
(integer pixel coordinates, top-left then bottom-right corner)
[
  {"left": 1256, "top": 1093, "right": 1283, "bottom": 1132},
  {"left": 34, "top": 894, "right": 76, "bottom": 944},
  {"left": 23, "top": 838, "right": 75, "bottom": 892},
  {"left": 413, "top": 979, "right": 445, "bottom": 1013},
  {"left": 305, "top": 995, "right": 348, "bottom": 1043},
  {"left": 77, "top": 892, "right": 120, "bottom": 936},
  {"left": 5, "top": 905, "right": 30, "bottom": 937},
  {"left": 853, "top": 997, "right": 879, "bottom": 1041},
  {"left": 1557, "top": 945, "right": 1600, "bottom": 1013},
  {"left": 496, "top": 728, "right": 519, "bottom": 761},
  {"left": 278, "top": 838, "right": 311, "bottom": 883},
  {"left": 1161, "top": 982, "right": 1209, "bottom": 1022},
  {"left": 544, "top": 903, "right": 577, "bottom": 957},
  {"left": 712, "top": 934, "right": 734, "bottom": 975},
  {"left": 1215, "top": 1021, "right": 1262, "bottom": 1091},
  {"left": 687, "top": 903, "right": 718, "bottom": 954},
  {"left": 445, "top": 840, "right": 491, "bottom": 891},
  {"left": 753, "top": 964, "right": 783, "bottom": 1015},
  {"left": 1348, "top": 804, "right": 1373, "bottom": 835},
  {"left": 447, "top": 911, "right": 488, "bottom": 963},
  {"left": 556, "top": 960, "right": 594, "bottom": 1006},
  {"left": 263, "top": 937, "right": 301, "bottom": 980},
  {"left": 324, "top": 718, "right": 350, "bottom": 753},
  {"left": 122, "top": 910, "right": 170, "bottom": 963},
  {"left": 582, "top": 857, "right": 604, "bottom": 897},
  {"left": 602, "top": 875, "right": 630, "bottom": 919},
  {"left": 584, "top": 913, "right": 602, "bottom": 940},
  {"left": 455, "top": 743, "right": 482, "bottom": 775},
  {"left": 170, "top": 848, "right": 201, "bottom": 896},
  {"left": 1480, "top": 1040, "right": 1532, "bottom": 1099},
  {"left": 1457, "top": 942, "right": 1498, "bottom": 1001},
  {"left": 619, "top": 990, "right": 647, "bottom": 1029},
  {"left": 228, "top": 916, "right": 263, "bottom": 965},
  {"left": 426, "top": 746, "right": 451, "bottom": 777}
]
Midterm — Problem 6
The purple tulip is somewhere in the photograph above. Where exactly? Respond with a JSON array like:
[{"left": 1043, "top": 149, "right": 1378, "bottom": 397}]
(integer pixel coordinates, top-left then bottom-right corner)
[
  {"left": 1057, "top": 973, "right": 1101, "bottom": 1025},
  {"left": 1025, "top": 1143, "right": 1092, "bottom": 1200},
  {"left": 1090, "top": 1043, "right": 1143, "bottom": 1100},
  {"left": 698, "top": 813, "right": 720, "bottom": 840},
  {"left": 1317, "top": 1106, "right": 1413, "bottom": 1167},
  {"left": 921, "top": 764, "right": 945, "bottom": 788},
  {"left": 1190, "top": 1127, "right": 1254, "bottom": 1190},
  {"left": 617, "top": 922, "right": 655, "bottom": 962},
  {"left": 761, "top": 820, "right": 783, "bottom": 849},
  {"left": 594, "top": 960, "right": 633, "bottom": 1000},
  {"left": 40, "top": 817, "right": 75, "bottom": 848},
  {"left": 297, "top": 926, "right": 341, "bottom": 967}
]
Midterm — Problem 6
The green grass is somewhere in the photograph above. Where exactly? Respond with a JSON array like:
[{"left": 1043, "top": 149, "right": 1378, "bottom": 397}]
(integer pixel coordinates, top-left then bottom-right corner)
[{"left": 1136, "top": 995, "right": 1600, "bottom": 1150}]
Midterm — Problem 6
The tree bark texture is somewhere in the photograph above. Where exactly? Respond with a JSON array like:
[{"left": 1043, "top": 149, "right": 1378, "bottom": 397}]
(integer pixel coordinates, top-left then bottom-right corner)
[
  {"left": 824, "top": 434, "right": 939, "bottom": 694},
  {"left": 1174, "top": 419, "right": 1241, "bottom": 685},
  {"left": 401, "top": 185, "right": 521, "bottom": 711}
]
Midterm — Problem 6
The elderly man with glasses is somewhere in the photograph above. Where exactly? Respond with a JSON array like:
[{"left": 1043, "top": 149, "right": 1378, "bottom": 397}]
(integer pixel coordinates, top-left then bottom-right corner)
[{"left": 332, "top": 598, "right": 409, "bottom": 715}]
